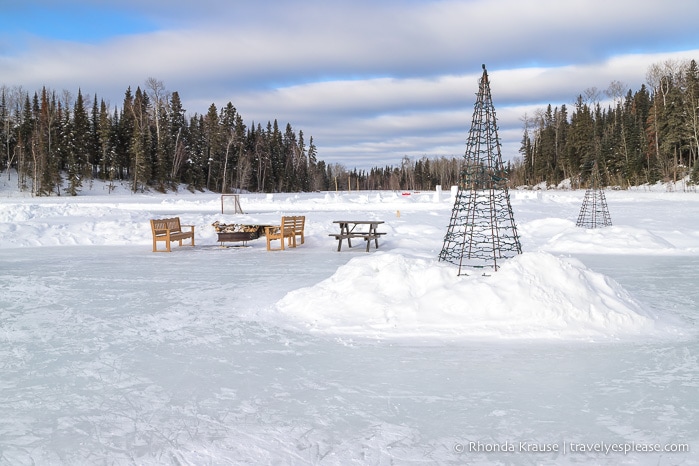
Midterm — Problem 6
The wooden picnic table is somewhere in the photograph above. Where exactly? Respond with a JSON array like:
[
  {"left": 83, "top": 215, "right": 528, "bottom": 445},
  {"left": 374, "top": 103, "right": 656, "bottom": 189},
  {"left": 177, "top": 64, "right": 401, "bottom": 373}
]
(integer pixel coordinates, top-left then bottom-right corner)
[{"left": 329, "top": 220, "right": 386, "bottom": 252}]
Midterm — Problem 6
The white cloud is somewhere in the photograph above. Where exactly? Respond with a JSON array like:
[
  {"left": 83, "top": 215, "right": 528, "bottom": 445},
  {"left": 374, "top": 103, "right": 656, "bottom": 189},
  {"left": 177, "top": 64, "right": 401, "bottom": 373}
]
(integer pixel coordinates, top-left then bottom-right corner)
[{"left": 2, "top": 0, "right": 699, "bottom": 168}]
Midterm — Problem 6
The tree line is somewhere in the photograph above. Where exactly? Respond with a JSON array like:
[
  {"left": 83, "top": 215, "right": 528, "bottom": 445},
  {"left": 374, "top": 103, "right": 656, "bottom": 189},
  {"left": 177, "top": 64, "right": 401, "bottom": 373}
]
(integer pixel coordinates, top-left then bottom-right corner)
[
  {"left": 0, "top": 79, "right": 336, "bottom": 195},
  {"left": 0, "top": 77, "right": 476, "bottom": 195},
  {"left": 311, "top": 59, "right": 699, "bottom": 192},
  {"left": 6, "top": 59, "right": 697, "bottom": 195},
  {"left": 510, "top": 59, "right": 699, "bottom": 189}
]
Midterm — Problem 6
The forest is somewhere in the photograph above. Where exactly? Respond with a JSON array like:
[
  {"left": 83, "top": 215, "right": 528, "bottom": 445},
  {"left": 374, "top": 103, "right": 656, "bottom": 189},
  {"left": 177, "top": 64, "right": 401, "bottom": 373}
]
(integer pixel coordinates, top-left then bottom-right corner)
[
  {"left": 0, "top": 78, "right": 331, "bottom": 196},
  {"left": 0, "top": 77, "right": 468, "bottom": 195},
  {"left": 2, "top": 58, "right": 698, "bottom": 195},
  {"left": 510, "top": 59, "right": 699, "bottom": 189}
]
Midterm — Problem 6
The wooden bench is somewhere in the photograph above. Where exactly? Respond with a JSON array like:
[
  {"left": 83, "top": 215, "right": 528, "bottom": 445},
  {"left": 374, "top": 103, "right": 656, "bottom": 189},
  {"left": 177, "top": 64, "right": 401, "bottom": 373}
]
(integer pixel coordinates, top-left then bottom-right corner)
[
  {"left": 329, "top": 220, "right": 386, "bottom": 252},
  {"left": 264, "top": 216, "right": 305, "bottom": 251},
  {"left": 150, "top": 217, "right": 195, "bottom": 252}
]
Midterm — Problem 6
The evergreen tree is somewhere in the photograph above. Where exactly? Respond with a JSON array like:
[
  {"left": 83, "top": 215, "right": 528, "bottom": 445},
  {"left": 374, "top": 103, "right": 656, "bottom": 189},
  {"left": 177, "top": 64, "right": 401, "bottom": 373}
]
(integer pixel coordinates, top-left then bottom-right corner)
[
  {"left": 168, "top": 91, "right": 188, "bottom": 184},
  {"left": 117, "top": 88, "right": 134, "bottom": 181},
  {"left": 0, "top": 87, "right": 10, "bottom": 175},
  {"left": 129, "top": 87, "right": 152, "bottom": 192},
  {"left": 38, "top": 88, "right": 60, "bottom": 195},
  {"left": 228, "top": 108, "right": 247, "bottom": 192},
  {"left": 248, "top": 122, "right": 269, "bottom": 192},
  {"left": 88, "top": 95, "right": 101, "bottom": 175},
  {"left": 185, "top": 114, "right": 206, "bottom": 191},
  {"left": 683, "top": 60, "right": 699, "bottom": 178},
  {"left": 15, "top": 93, "right": 32, "bottom": 189},
  {"left": 566, "top": 96, "right": 596, "bottom": 187},
  {"left": 146, "top": 78, "right": 171, "bottom": 191},
  {"left": 70, "top": 89, "right": 91, "bottom": 194},
  {"left": 269, "top": 120, "right": 284, "bottom": 192},
  {"left": 553, "top": 105, "right": 569, "bottom": 182},
  {"left": 97, "top": 99, "right": 116, "bottom": 185},
  {"left": 629, "top": 85, "right": 654, "bottom": 183},
  {"left": 219, "top": 102, "right": 239, "bottom": 193},
  {"left": 538, "top": 105, "right": 557, "bottom": 185},
  {"left": 203, "top": 103, "right": 220, "bottom": 191},
  {"left": 659, "top": 82, "right": 688, "bottom": 182},
  {"left": 282, "top": 123, "right": 299, "bottom": 191},
  {"left": 60, "top": 100, "right": 80, "bottom": 196}
]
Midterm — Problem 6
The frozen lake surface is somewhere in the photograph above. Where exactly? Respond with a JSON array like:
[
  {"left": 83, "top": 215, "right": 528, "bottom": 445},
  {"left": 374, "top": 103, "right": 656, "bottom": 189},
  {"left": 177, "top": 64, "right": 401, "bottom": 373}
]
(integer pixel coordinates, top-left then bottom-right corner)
[{"left": 1, "top": 182, "right": 698, "bottom": 465}]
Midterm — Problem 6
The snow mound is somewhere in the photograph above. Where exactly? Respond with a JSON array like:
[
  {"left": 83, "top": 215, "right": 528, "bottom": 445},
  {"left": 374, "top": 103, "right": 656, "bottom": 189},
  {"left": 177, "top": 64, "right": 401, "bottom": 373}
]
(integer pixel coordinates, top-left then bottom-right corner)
[
  {"left": 544, "top": 225, "right": 677, "bottom": 254},
  {"left": 272, "top": 251, "right": 675, "bottom": 340},
  {"left": 520, "top": 219, "right": 678, "bottom": 255}
]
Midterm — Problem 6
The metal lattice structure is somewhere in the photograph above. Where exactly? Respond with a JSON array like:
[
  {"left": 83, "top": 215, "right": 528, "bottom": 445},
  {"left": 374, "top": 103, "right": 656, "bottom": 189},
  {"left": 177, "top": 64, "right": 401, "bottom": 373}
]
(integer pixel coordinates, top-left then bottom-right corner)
[
  {"left": 438, "top": 65, "right": 522, "bottom": 274},
  {"left": 575, "top": 162, "right": 612, "bottom": 228}
]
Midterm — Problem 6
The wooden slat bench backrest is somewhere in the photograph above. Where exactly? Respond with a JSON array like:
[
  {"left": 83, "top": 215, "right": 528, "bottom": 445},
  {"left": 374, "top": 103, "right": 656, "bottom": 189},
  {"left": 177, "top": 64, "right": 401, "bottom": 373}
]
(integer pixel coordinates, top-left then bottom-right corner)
[{"left": 151, "top": 217, "right": 182, "bottom": 236}]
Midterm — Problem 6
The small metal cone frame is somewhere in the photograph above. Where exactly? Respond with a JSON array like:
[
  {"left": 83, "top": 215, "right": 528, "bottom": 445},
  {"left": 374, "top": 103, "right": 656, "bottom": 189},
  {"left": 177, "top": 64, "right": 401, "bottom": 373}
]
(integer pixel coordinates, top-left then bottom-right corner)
[{"left": 575, "top": 164, "right": 612, "bottom": 228}]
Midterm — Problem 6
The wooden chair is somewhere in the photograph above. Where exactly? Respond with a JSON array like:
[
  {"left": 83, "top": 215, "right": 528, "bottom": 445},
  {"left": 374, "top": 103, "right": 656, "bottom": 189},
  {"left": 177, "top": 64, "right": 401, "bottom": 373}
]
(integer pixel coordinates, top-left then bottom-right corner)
[{"left": 265, "top": 216, "right": 305, "bottom": 251}]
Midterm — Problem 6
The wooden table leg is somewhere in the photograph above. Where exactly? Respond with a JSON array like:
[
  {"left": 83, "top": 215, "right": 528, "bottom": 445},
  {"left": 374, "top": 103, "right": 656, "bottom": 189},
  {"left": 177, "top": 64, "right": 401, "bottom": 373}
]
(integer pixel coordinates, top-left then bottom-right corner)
[
  {"left": 336, "top": 223, "right": 348, "bottom": 251},
  {"left": 343, "top": 223, "right": 353, "bottom": 248}
]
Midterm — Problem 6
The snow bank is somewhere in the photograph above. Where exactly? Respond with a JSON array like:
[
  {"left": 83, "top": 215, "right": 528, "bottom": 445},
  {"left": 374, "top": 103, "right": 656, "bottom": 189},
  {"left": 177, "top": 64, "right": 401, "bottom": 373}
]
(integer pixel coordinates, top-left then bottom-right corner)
[
  {"left": 519, "top": 219, "right": 679, "bottom": 255},
  {"left": 271, "top": 251, "right": 673, "bottom": 341}
]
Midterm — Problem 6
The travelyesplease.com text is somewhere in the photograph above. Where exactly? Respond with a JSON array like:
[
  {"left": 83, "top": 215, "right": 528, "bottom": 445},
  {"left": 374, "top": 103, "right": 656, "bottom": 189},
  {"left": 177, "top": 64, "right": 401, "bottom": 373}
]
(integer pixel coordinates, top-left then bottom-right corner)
[{"left": 454, "top": 440, "right": 689, "bottom": 455}]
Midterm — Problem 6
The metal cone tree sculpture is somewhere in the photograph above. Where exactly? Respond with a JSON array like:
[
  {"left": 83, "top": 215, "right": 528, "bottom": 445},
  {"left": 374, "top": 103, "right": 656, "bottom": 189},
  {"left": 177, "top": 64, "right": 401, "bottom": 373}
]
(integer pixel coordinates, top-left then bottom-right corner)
[
  {"left": 439, "top": 65, "right": 522, "bottom": 274},
  {"left": 575, "top": 162, "right": 612, "bottom": 228}
]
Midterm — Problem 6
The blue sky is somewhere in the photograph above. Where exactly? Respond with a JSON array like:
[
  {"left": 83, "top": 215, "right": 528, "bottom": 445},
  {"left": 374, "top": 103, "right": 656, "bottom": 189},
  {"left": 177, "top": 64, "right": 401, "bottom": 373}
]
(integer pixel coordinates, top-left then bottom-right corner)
[
  {"left": 0, "top": 4, "right": 156, "bottom": 44},
  {"left": 2, "top": 0, "right": 699, "bottom": 169}
]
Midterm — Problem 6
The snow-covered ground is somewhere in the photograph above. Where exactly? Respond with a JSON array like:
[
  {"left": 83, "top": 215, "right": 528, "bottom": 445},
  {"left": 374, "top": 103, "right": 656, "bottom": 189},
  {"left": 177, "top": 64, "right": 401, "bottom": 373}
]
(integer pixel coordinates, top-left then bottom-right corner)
[{"left": 1, "top": 175, "right": 698, "bottom": 465}]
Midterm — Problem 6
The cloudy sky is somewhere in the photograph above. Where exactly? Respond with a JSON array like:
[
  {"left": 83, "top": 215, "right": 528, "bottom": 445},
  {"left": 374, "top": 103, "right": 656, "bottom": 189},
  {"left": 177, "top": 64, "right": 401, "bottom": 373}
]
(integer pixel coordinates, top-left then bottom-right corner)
[{"left": 2, "top": 0, "right": 699, "bottom": 169}]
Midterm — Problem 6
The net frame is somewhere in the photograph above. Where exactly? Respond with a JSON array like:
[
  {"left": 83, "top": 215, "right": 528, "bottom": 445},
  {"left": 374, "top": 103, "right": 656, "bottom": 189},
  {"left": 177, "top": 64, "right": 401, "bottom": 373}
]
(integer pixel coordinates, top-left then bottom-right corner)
[{"left": 221, "top": 194, "right": 244, "bottom": 214}]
